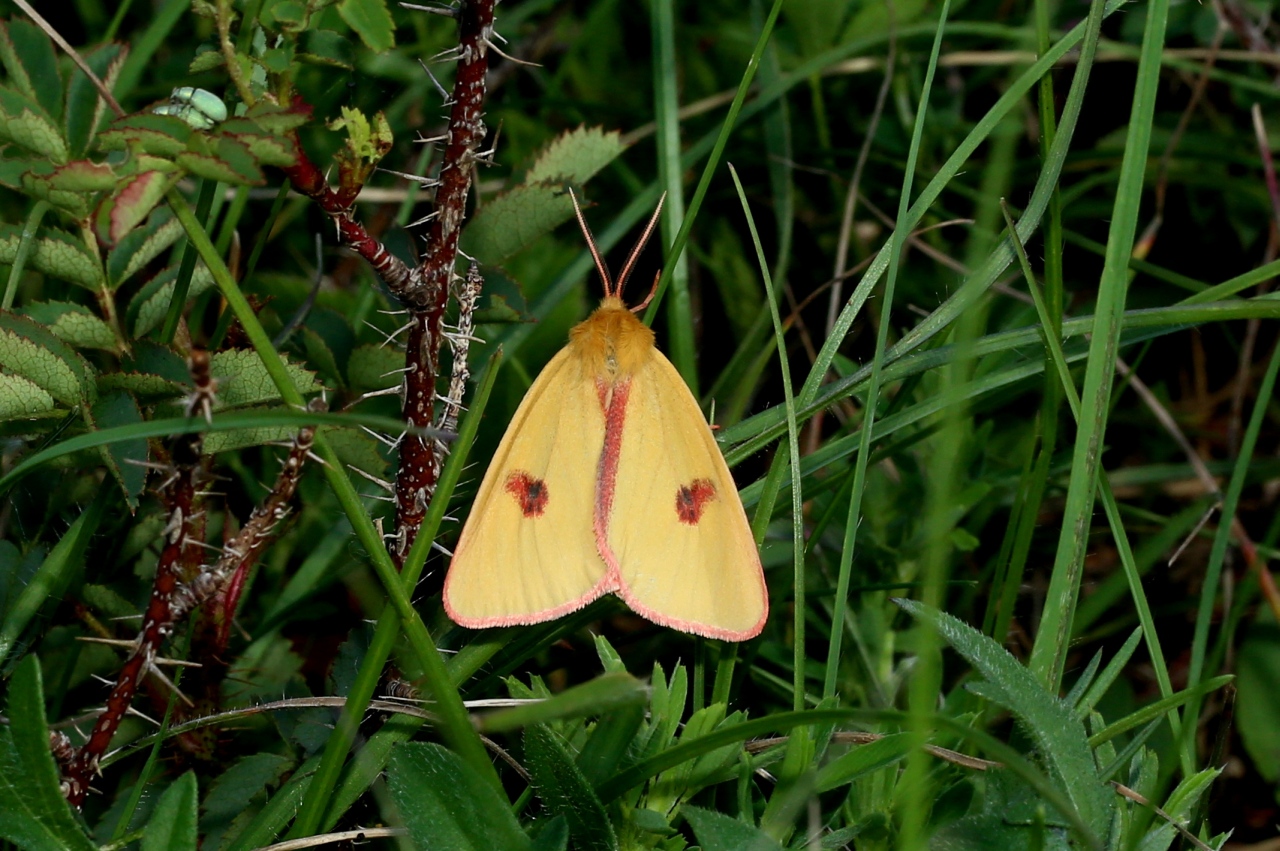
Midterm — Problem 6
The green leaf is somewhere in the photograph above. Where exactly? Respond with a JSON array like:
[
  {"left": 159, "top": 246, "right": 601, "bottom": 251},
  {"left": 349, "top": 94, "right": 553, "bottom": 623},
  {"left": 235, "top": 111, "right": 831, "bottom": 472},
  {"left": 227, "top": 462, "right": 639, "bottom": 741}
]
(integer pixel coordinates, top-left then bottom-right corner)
[
  {"left": 681, "top": 805, "right": 783, "bottom": 851},
  {"left": 462, "top": 128, "right": 625, "bottom": 266},
  {"left": 65, "top": 42, "right": 124, "bottom": 157},
  {"left": 299, "top": 29, "right": 356, "bottom": 68},
  {"left": 141, "top": 771, "right": 198, "bottom": 851},
  {"left": 0, "top": 493, "right": 106, "bottom": 665},
  {"left": 95, "top": 170, "right": 173, "bottom": 246},
  {"left": 0, "top": 224, "right": 102, "bottom": 290},
  {"left": 525, "top": 126, "right": 625, "bottom": 185},
  {"left": 478, "top": 673, "right": 648, "bottom": 735},
  {"left": 0, "top": 87, "right": 68, "bottom": 164},
  {"left": 97, "top": 113, "right": 194, "bottom": 158},
  {"left": 463, "top": 184, "right": 575, "bottom": 266},
  {"left": 0, "top": 657, "right": 96, "bottom": 851},
  {"left": 524, "top": 724, "right": 618, "bottom": 851},
  {"left": 127, "top": 263, "right": 216, "bottom": 338},
  {"left": 30, "top": 160, "right": 118, "bottom": 193},
  {"left": 210, "top": 349, "right": 322, "bottom": 409},
  {"left": 92, "top": 390, "right": 148, "bottom": 508},
  {"left": 338, "top": 0, "right": 396, "bottom": 52},
  {"left": 23, "top": 301, "right": 117, "bottom": 351},
  {"left": 108, "top": 206, "right": 184, "bottom": 288},
  {"left": 16, "top": 162, "right": 91, "bottom": 217},
  {"left": 346, "top": 343, "right": 404, "bottom": 392},
  {"left": 896, "top": 599, "right": 1113, "bottom": 839},
  {"left": 386, "top": 742, "right": 531, "bottom": 851},
  {"left": 1237, "top": 623, "right": 1280, "bottom": 782},
  {"left": 176, "top": 136, "right": 265, "bottom": 185},
  {"left": 0, "top": 372, "right": 57, "bottom": 421},
  {"left": 0, "top": 21, "right": 60, "bottom": 114},
  {"left": 814, "top": 732, "right": 913, "bottom": 793},
  {"left": 0, "top": 311, "right": 96, "bottom": 408}
]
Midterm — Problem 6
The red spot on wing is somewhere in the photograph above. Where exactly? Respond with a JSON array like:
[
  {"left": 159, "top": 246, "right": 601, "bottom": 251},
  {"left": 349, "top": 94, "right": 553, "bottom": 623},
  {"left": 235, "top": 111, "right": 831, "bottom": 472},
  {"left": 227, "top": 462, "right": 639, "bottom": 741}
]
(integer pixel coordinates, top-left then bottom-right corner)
[
  {"left": 505, "top": 471, "right": 549, "bottom": 517},
  {"left": 675, "top": 479, "right": 717, "bottom": 525}
]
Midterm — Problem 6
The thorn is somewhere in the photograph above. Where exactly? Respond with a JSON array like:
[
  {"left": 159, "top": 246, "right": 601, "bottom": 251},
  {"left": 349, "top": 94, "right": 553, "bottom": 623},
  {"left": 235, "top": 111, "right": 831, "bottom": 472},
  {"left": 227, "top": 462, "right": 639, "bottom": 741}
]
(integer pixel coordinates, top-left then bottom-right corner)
[
  {"left": 348, "top": 466, "right": 395, "bottom": 492},
  {"left": 381, "top": 365, "right": 414, "bottom": 377},
  {"left": 484, "top": 37, "right": 541, "bottom": 67},
  {"left": 418, "top": 58, "right": 454, "bottom": 100},
  {"left": 400, "top": 1, "right": 458, "bottom": 15},
  {"left": 360, "top": 426, "right": 401, "bottom": 449},
  {"left": 378, "top": 167, "right": 442, "bottom": 188},
  {"left": 357, "top": 386, "right": 404, "bottom": 402},
  {"left": 407, "top": 210, "right": 440, "bottom": 228},
  {"left": 431, "top": 541, "right": 454, "bottom": 557},
  {"left": 125, "top": 706, "right": 162, "bottom": 727}
]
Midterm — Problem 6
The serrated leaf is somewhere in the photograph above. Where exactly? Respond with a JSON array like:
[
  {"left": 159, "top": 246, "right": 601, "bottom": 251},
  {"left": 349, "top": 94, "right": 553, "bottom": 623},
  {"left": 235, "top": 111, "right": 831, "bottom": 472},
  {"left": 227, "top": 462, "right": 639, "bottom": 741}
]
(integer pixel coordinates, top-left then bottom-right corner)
[
  {"left": 203, "top": 753, "right": 293, "bottom": 822},
  {"left": 525, "top": 724, "right": 618, "bottom": 851},
  {"left": 97, "top": 113, "right": 193, "bottom": 157},
  {"left": 127, "top": 263, "right": 217, "bottom": 338},
  {"left": 0, "top": 224, "right": 102, "bottom": 290},
  {"left": 22, "top": 301, "right": 117, "bottom": 351},
  {"left": 176, "top": 140, "right": 264, "bottom": 185},
  {"left": 463, "top": 184, "right": 575, "bottom": 266},
  {"left": 0, "top": 87, "right": 68, "bottom": 164},
  {"left": 221, "top": 128, "right": 296, "bottom": 168},
  {"left": 32, "top": 160, "right": 118, "bottom": 193},
  {"left": 0, "top": 312, "right": 94, "bottom": 407},
  {"left": 93, "top": 390, "right": 147, "bottom": 508},
  {"left": 210, "top": 349, "right": 322, "bottom": 409},
  {"left": 387, "top": 742, "right": 531, "bottom": 851},
  {"left": 0, "top": 657, "right": 97, "bottom": 851},
  {"left": 0, "top": 21, "right": 61, "bottom": 119},
  {"left": 189, "top": 49, "right": 225, "bottom": 74},
  {"left": 95, "top": 170, "right": 173, "bottom": 246},
  {"left": 347, "top": 343, "right": 404, "bottom": 392},
  {"left": 97, "top": 371, "right": 187, "bottom": 398},
  {"left": 66, "top": 42, "right": 124, "bottom": 157},
  {"left": 0, "top": 372, "right": 56, "bottom": 421},
  {"left": 108, "top": 206, "right": 184, "bottom": 288},
  {"left": 201, "top": 418, "right": 295, "bottom": 455},
  {"left": 526, "top": 127, "right": 625, "bottom": 185},
  {"left": 896, "top": 599, "right": 1113, "bottom": 839},
  {"left": 244, "top": 101, "right": 311, "bottom": 134},
  {"left": 682, "top": 806, "right": 783, "bottom": 851},
  {"left": 141, "top": 771, "right": 198, "bottom": 851},
  {"left": 339, "top": 0, "right": 396, "bottom": 52},
  {"left": 300, "top": 29, "right": 355, "bottom": 68},
  {"left": 320, "top": 425, "right": 389, "bottom": 478},
  {"left": 18, "top": 162, "right": 92, "bottom": 217}
]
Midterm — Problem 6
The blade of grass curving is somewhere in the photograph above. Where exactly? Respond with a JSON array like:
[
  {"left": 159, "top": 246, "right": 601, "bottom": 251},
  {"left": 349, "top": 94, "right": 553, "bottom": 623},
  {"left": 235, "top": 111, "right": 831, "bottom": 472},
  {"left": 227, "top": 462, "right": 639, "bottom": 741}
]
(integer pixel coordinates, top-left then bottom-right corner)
[
  {"left": 111, "top": 0, "right": 185, "bottom": 100},
  {"left": 719, "top": 0, "right": 1120, "bottom": 464},
  {"left": 172, "top": 189, "right": 502, "bottom": 813},
  {"left": 160, "top": 180, "right": 217, "bottom": 345},
  {"left": 1181, "top": 339, "right": 1280, "bottom": 770},
  {"left": 0, "top": 410, "right": 432, "bottom": 497},
  {"left": 1028, "top": 0, "right": 1172, "bottom": 692},
  {"left": 1088, "top": 675, "right": 1232, "bottom": 748},
  {"left": 298, "top": 349, "right": 505, "bottom": 836},
  {"left": 640, "top": 0, "right": 784, "bottom": 326},
  {"left": 789, "top": 0, "right": 1122, "bottom": 425},
  {"left": 0, "top": 485, "right": 107, "bottom": 667},
  {"left": 890, "top": 11, "right": 969, "bottom": 843},
  {"left": 2, "top": 200, "right": 49, "bottom": 311},
  {"left": 650, "top": 0, "right": 695, "bottom": 387},
  {"left": 731, "top": 165, "right": 803, "bottom": 705},
  {"left": 1003, "top": 202, "right": 1185, "bottom": 770},
  {"left": 1072, "top": 629, "right": 1142, "bottom": 720}
]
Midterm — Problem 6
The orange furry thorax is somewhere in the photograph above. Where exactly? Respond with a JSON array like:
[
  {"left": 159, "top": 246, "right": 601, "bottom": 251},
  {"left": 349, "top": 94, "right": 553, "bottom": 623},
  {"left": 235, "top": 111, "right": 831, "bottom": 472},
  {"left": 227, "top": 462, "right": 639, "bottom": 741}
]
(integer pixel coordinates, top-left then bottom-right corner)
[{"left": 568, "top": 296, "right": 656, "bottom": 381}]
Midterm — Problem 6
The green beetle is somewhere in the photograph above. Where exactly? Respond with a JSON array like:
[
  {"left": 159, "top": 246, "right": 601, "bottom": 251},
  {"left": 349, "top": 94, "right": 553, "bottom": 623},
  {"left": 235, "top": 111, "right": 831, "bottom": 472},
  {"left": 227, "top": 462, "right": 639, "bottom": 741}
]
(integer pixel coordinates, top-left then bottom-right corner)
[{"left": 153, "top": 87, "right": 227, "bottom": 130}]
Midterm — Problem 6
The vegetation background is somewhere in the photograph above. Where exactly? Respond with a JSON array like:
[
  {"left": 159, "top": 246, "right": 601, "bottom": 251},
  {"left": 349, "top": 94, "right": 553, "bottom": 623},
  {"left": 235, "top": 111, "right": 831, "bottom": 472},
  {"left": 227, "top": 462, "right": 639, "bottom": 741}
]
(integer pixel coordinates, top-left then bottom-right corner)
[{"left": 0, "top": 0, "right": 1277, "bottom": 848}]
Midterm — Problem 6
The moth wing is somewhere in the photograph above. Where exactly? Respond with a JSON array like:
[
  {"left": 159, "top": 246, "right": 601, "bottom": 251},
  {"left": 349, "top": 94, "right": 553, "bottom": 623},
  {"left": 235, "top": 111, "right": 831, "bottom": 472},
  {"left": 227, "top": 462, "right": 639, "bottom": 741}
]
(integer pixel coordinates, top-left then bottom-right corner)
[
  {"left": 444, "top": 348, "right": 609, "bottom": 627},
  {"left": 608, "top": 352, "right": 768, "bottom": 640}
]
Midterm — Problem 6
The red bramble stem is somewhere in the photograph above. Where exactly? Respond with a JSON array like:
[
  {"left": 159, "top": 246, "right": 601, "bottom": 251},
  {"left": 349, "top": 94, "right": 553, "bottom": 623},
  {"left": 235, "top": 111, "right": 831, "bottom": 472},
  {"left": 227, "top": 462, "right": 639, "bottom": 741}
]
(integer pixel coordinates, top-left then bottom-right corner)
[{"left": 392, "top": 0, "right": 494, "bottom": 559}]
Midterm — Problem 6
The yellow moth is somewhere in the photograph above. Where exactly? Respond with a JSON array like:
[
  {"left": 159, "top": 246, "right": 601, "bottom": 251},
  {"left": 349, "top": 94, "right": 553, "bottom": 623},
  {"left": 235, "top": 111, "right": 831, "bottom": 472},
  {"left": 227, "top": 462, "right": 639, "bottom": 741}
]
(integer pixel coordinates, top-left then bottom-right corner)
[{"left": 443, "top": 193, "right": 768, "bottom": 640}]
